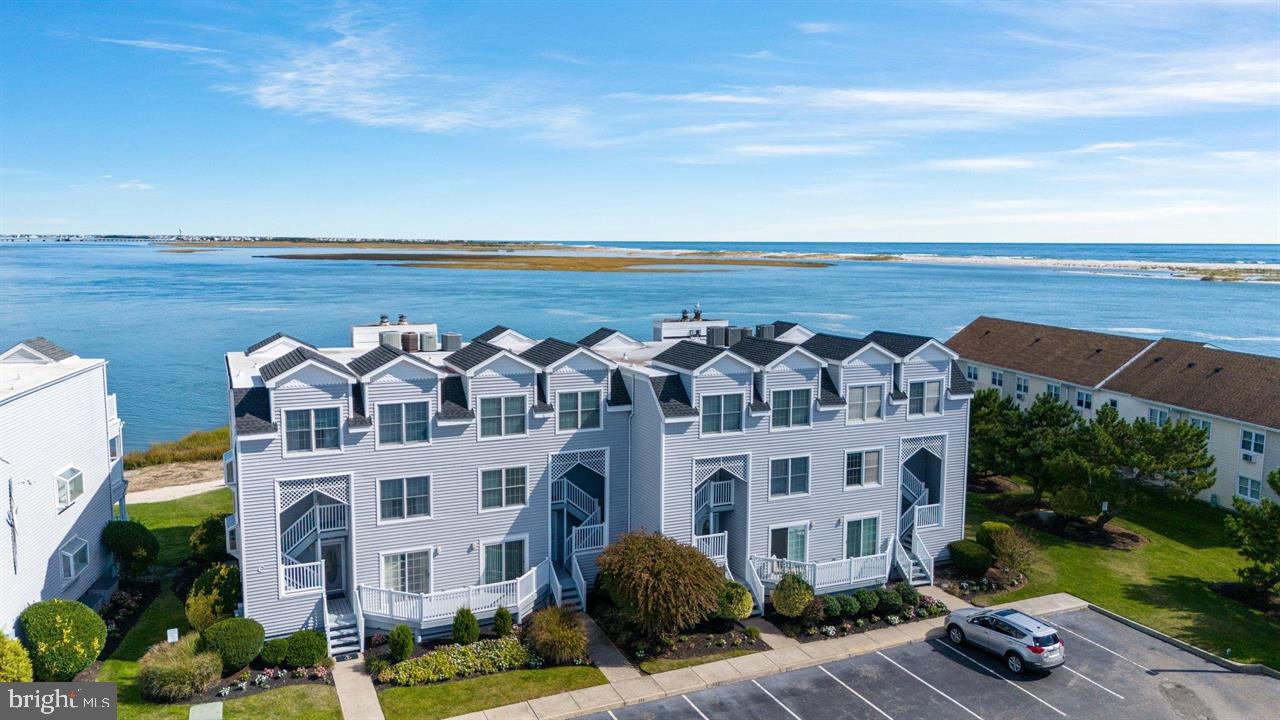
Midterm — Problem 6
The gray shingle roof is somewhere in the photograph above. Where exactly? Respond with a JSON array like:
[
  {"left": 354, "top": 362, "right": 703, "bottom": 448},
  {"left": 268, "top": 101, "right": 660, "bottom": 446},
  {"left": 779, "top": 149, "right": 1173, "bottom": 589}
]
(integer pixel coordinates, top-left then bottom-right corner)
[
  {"left": 819, "top": 367, "right": 843, "bottom": 407},
  {"left": 445, "top": 341, "right": 504, "bottom": 371},
  {"left": 650, "top": 375, "right": 699, "bottom": 418},
  {"left": 439, "top": 376, "right": 474, "bottom": 420},
  {"left": 729, "top": 336, "right": 793, "bottom": 366},
  {"left": 520, "top": 338, "right": 581, "bottom": 368},
  {"left": 259, "top": 347, "right": 355, "bottom": 381},
  {"left": 949, "top": 360, "right": 974, "bottom": 396},
  {"left": 245, "top": 332, "right": 314, "bottom": 355},
  {"left": 802, "top": 333, "right": 869, "bottom": 361},
  {"left": 608, "top": 368, "right": 631, "bottom": 407},
  {"left": 347, "top": 344, "right": 406, "bottom": 377},
  {"left": 578, "top": 327, "right": 620, "bottom": 347},
  {"left": 472, "top": 326, "right": 512, "bottom": 343},
  {"left": 864, "top": 331, "right": 933, "bottom": 358},
  {"left": 21, "top": 337, "right": 75, "bottom": 361},
  {"left": 751, "top": 372, "right": 770, "bottom": 413},
  {"left": 652, "top": 341, "right": 725, "bottom": 372},
  {"left": 772, "top": 321, "right": 798, "bottom": 335},
  {"left": 232, "top": 387, "right": 275, "bottom": 434}
]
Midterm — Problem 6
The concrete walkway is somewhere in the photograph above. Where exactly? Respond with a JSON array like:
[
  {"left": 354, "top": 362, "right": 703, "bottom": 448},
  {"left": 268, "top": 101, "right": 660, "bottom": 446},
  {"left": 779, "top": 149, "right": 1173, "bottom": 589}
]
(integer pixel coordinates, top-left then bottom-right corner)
[
  {"left": 128, "top": 478, "right": 225, "bottom": 504},
  {"left": 332, "top": 656, "right": 386, "bottom": 720},
  {"left": 584, "top": 616, "right": 640, "bottom": 683}
]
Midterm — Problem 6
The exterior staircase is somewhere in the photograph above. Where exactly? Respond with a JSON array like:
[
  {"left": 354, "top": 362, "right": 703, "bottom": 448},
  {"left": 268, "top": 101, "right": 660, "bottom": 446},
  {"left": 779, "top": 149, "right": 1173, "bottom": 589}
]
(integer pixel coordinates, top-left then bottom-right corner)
[
  {"left": 554, "top": 567, "right": 582, "bottom": 611},
  {"left": 325, "top": 597, "right": 360, "bottom": 658},
  {"left": 897, "top": 467, "right": 933, "bottom": 586}
]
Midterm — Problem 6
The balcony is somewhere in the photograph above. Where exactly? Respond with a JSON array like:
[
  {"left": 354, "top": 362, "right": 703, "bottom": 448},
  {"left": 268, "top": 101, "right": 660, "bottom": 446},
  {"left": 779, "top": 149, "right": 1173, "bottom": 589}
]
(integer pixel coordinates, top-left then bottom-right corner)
[
  {"left": 693, "top": 532, "right": 727, "bottom": 561},
  {"left": 751, "top": 552, "right": 889, "bottom": 592},
  {"left": 358, "top": 560, "right": 547, "bottom": 629}
]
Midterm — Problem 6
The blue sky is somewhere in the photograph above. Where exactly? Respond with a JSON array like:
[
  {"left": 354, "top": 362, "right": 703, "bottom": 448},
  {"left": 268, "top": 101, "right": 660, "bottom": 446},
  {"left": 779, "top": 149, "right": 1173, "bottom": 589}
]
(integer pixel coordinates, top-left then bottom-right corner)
[{"left": 2, "top": 1, "right": 1277, "bottom": 243}]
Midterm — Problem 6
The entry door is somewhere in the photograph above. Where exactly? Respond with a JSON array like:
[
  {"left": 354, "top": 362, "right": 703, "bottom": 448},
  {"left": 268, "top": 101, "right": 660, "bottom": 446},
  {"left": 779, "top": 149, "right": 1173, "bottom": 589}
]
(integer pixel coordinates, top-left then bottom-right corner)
[{"left": 321, "top": 539, "right": 345, "bottom": 597}]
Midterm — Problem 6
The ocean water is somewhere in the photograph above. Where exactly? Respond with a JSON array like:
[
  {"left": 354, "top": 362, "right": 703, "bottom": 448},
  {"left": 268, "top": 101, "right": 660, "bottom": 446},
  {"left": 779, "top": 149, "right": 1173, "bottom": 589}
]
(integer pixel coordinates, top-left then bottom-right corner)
[{"left": 2, "top": 241, "right": 1278, "bottom": 450}]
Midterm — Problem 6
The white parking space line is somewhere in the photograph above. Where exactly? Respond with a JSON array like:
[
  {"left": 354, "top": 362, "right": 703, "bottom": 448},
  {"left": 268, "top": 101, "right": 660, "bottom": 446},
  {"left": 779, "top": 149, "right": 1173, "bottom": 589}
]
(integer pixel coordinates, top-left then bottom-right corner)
[
  {"left": 818, "top": 665, "right": 895, "bottom": 720},
  {"left": 752, "top": 679, "right": 803, "bottom": 720},
  {"left": 1063, "top": 665, "right": 1125, "bottom": 699},
  {"left": 1044, "top": 620, "right": 1153, "bottom": 673},
  {"left": 608, "top": 712, "right": 619, "bottom": 720},
  {"left": 932, "top": 641, "right": 1068, "bottom": 718},
  {"left": 876, "top": 651, "right": 985, "bottom": 720},
  {"left": 683, "top": 695, "right": 711, "bottom": 720}
]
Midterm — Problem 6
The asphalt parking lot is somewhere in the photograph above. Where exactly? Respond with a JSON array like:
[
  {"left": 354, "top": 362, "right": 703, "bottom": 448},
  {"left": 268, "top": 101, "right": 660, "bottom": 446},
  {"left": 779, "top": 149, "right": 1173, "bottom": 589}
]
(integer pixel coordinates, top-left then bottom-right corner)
[{"left": 580, "top": 608, "right": 1280, "bottom": 720}]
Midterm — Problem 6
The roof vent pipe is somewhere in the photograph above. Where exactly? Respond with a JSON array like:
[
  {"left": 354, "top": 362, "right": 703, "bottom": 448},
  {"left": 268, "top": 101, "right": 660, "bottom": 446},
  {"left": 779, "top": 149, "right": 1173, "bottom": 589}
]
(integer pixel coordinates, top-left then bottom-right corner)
[
  {"left": 694, "top": 305, "right": 702, "bottom": 321},
  {"left": 379, "top": 314, "right": 390, "bottom": 326},
  {"left": 398, "top": 314, "right": 409, "bottom": 325},
  {"left": 681, "top": 308, "right": 690, "bottom": 321}
]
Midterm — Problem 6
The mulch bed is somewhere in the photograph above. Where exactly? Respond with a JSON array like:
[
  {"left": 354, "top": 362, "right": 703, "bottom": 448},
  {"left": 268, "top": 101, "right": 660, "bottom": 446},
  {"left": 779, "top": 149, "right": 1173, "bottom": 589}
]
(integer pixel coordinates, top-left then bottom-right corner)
[
  {"left": 1209, "top": 582, "right": 1280, "bottom": 622},
  {"left": 363, "top": 630, "right": 508, "bottom": 667},
  {"left": 586, "top": 591, "right": 762, "bottom": 668},
  {"left": 764, "top": 595, "right": 950, "bottom": 643},
  {"left": 934, "top": 565, "right": 1027, "bottom": 602},
  {"left": 189, "top": 667, "right": 334, "bottom": 704},
  {"left": 985, "top": 495, "right": 1148, "bottom": 551}
]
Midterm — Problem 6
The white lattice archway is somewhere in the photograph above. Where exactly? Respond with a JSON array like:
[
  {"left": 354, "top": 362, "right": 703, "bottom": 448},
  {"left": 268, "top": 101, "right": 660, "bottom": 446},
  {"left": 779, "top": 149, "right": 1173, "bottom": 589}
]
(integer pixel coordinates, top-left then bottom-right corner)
[
  {"left": 550, "top": 449, "right": 608, "bottom": 480},
  {"left": 694, "top": 455, "right": 748, "bottom": 486},
  {"left": 278, "top": 475, "right": 350, "bottom": 512}
]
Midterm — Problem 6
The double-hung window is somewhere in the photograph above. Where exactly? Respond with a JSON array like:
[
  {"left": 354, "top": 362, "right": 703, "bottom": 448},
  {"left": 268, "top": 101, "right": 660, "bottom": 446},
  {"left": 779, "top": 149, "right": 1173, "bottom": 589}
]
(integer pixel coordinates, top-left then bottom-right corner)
[
  {"left": 845, "top": 516, "right": 879, "bottom": 558},
  {"left": 701, "top": 393, "right": 743, "bottom": 434},
  {"left": 382, "top": 550, "right": 431, "bottom": 594},
  {"left": 1046, "top": 383, "right": 1062, "bottom": 402},
  {"left": 966, "top": 364, "right": 979, "bottom": 382},
  {"left": 480, "top": 467, "right": 527, "bottom": 510},
  {"left": 845, "top": 450, "right": 882, "bottom": 487},
  {"left": 1148, "top": 408, "right": 1169, "bottom": 426},
  {"left": 480, "top": 396, "right": 526, "bottom": 438},
  {"left": 56, "top": 467, "right": 84, "bottom": 508},
  {"left": 1190, "top": 417, "right": 1211, "bottom": 437},
  {"left": 991, "top": 370, "right": 1004, "bottom": 388},
  {"left": 284, "top": 408, "right": 340, "bottom": 452},
  {"left": 1016, "top": 376, "right": 1029, "bottom": 397},
  {"left": 771, "top": 388, "right": 811, "bottom": 428},
  {"left": 908, "top": 380, "right": 942, "bottom": 416},
  {"left": 558, "top": 391, "right": 601, "bottom": 431},
  {"left": 846, "top": 385, "right": 884, "bottom": 423},
  {"left": 769, "top": 525, "right": 807, "bottom": 562},
  {"left": 378, "top": 402, "right": 430, "bottom": 445},
  {"left": 1075, "top": 391, "right": 1093, "bottom": 411},
  {"left": 769, "top": 457, "right": 809, "bottom": 497},
  {"left": 1242, "top": 429, "right": 1265, "bottom": 454},
  {"left": 482, "top": 539, "right": 526, "bottom": 583},
  {"left": 379, "top": 477, "right": 431, "bottom": 521},
  {"left": 1238, "top": 476, "right": 1262, "bottom": 502},
  {"left": 60, "top": 537, "right": 88, "bottom": 583}
]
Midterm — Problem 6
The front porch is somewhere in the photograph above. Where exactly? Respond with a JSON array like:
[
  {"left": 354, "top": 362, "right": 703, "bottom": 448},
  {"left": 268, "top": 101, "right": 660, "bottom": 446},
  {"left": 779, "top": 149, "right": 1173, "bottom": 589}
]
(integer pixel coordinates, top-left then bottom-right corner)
[{"left": 357, "top": 559, "right": 548, "bottom": 638}]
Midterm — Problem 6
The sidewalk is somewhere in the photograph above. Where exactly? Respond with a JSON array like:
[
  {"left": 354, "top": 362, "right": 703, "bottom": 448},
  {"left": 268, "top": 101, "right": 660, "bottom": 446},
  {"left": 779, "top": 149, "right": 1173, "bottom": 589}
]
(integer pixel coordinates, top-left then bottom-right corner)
[
  {"left": 332, "top": 656, "right": 386, "bottom": 720},
  {"left": 127, "top": 478, "right": 225, "bottom": 504}
]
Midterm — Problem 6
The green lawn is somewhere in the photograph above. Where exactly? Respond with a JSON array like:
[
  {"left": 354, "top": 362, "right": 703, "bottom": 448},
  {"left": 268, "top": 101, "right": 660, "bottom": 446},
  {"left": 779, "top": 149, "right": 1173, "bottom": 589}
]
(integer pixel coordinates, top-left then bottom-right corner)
[
  {"left": 638, "top": 648, "right": 756, "bottom": 674},
  {"left": 968, "top": 484, "right": 1280, "bottom": 669},
  {"left": 378, "top": 666, "right": 608, "bottom": 720},
  {"left": 103, "top": 489, "right": 343, "bottom": 720}
]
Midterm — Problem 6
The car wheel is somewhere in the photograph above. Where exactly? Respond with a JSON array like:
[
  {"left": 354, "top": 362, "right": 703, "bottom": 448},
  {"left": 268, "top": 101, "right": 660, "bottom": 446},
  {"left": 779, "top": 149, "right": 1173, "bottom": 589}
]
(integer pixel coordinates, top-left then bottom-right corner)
[
  {"left": 948, "top": 625, "right": 965, "bottom": 645},
  {"left": 1005, "top": 653, "right": 1024, "bottom": 673}
]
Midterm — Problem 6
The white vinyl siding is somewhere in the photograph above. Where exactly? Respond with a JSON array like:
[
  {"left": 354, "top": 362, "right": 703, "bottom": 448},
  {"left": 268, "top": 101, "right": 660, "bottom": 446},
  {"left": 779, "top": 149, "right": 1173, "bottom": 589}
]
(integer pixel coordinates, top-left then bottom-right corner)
[
  {"left": 379, "top": 476, "right": 430, "bottom": 521},
  {"left": 59, "top": 537, "right": 88, "bottom": 583},
  {"left": 378, "top": 402, "right": 430, "bottom": 445},
  {"left": 769, "top": 456, "right": 809, "bottom": 497},
  {"left": 845, "top": 449, "right": 881, "bottom": 488},
  {"left": 480, "top": 467, "right": 528, "bottom": 510},
  {"left": 480, "top": 395, "right": 526, "bottom": 438},
  {"left": 382, "top": 549, "right": 431, "bottom": 594},
  {"left": 482, "top": 538, "right": 526, "bottom": 583},
  {"left": 701, "top": 393, "right": 743, "bottom": 434},
  {"left": 846, "top": 384, "right": 884, "bottom": 423},
  {"left": 771, "top": 388, "right": 811, "bottom": 428},
  {"left": 56, "top": 467, "right": 84, "bottom": 508},
  {"left": 558, "top": 391, "right": 601, "bottom": 431},
  {"left": 284, "top": 408, "right": 340, "bottom": 452}
]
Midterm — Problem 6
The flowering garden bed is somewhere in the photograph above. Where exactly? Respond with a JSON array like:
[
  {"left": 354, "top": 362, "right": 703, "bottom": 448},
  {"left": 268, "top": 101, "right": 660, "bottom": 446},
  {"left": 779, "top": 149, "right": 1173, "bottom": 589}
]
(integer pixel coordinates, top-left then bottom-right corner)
[
  {"left": 98, "top": 580, "right": 162, "bottom": 658},
  {"left": 192, "top": 664, "right": 333, "bottom": 704}
]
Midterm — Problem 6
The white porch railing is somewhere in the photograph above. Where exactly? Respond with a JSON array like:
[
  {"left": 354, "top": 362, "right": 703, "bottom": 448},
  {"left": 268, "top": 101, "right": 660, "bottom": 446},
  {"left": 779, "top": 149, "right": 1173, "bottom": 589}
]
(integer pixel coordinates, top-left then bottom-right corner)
[
  {"left": 751, "top": 553, "right": 888, "bottom": 592},
  {"left": 693, "top": 532, "right": 728, "bottom": 560},
  {"left": 282, "top": 558, "right": 323, "bottom": 594},
  {"left": 914, "top": 529, "right": 935, "bottom": 582},
  {"left": 572, "top": 523, "right": 605, "bottom": 554},
  {"left": 745, "top": 555, "right": 765, "bottom": 611},
  {"left": 552, "top": 478, "right": 600, "bottom": 521},
  {"left": 318, "top": 503, "right": 347, "bottom": 531},
  {"left": 695, "top": 479, "right": 735, "bottom": 514},
  {"left": 892, "top": 536, "right": 913, "bottom": 579},
  {"left": 915, "top": 503, "right": 942, "bottom": 528},
  {"left": 281, "top": 503, "right": 348, "bottom": 558},
  {"left": 901, "top": 465, "right": 925, "bottom": 501},
  {"left": 352, "top": 579, "right": 366, "bottom": 653},
  {"left": 571, "top": 554, "right": 588, "bottom": 613},
  {"left": 550, "top": 563, "right": 564, "bottom": 606},
  {"left": 225, "top": 515, "right": 238, "bottom": 556},
  {"left": 359, "top": 561, "right": 545, "bottom": 627},
  {"left": 753, "top": 555, "right": 815, "bottom": 587}
]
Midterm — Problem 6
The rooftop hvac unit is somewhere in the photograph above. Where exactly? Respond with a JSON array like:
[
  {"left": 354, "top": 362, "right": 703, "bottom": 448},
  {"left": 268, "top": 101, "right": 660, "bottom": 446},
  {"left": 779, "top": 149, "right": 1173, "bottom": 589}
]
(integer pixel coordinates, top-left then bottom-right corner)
[
  {"left": 420, "top": 331, "right": 439, "bottom": 352},
  {"left": 401, "top": 332, "right": 420, "bottom": 352},
  {"left": 707, "top": 325, "right": 727, "bottom": 347},
  {"left": 379, "top": 331, "right": 401, "bottom": 349},
  {"left": 441, "top": 332, "right": 462, "bottom": 351},
  {"left": 755, "top": 324, "right": 775, "bottom": 340},
  {"left": 726, "top": 327, "right": 744, "bottom": 345}
]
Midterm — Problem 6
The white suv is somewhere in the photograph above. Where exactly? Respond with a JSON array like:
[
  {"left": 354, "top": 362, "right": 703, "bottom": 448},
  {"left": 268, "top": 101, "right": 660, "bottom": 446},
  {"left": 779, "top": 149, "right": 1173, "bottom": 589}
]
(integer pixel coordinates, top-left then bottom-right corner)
[{"left": 946, "top": 608, "right": 1066, "bottom": 673}]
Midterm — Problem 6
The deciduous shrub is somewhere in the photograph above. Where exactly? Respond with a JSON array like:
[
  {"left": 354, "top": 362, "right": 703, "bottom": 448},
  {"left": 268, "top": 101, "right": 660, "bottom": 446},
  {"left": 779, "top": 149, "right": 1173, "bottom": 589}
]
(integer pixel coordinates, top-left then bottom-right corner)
[
  {"left": 188, "top": 513, "right": 230, "bottom": 565},
  {"left": 137, "top": 634, "right": 220, "bottom": 701},
  {"left": 948, "top": 539, "right": 993, "bottom": 578},
  {"left": 596, "top": 531, "right": 724, "bottom": 637},
  {"left": 200, "top": 617, "right": 264, "bottom": 674},
  {"left": 260, "top": 638, "right": 289, "bottom": 667},
  {"left": 383, "top": 637, "right": 529, "bottom": 686},
  {"left": 801, "top": 597, "right": 826, "bottom": 625},
  {"left": 526, "top": 606, "right": 588, "bottom": 665},
  {"left": 101, "top": 520, "right": 160, "bottom": 580},
  {"left": 854, "top": 588, "right": 879, "bottom": 616},
  {"left": 452, "top": 608, "right": 479, "bottom": 645},
  {"left": 821, "top": 594, "right": 842, "bottom": 620},
  {"left": 892, "top": 581, "right": 921, "bottom": 608},
  {"left": 0, "top": 631, "right": 33, "bottom": 682},
  {"left": 875, "top": 586, "right": 904, "bottom": 615},
  {"left": 492, "top": 607, "right": 514, "bottom": 638},
  {"left": 284, "top": 629, "right": 328, "bottom": 668},
  {"left": 717, "top": 582, "right": 754, "bottom": 621},
  {"left": 17, "top": 599, "right": 106, "bottom": 681},
  {"left": 991, "top": 526, "right": 1036, "bottom": 575},
  {"left": 185, "top": 563, "right": 241, "bottom": 631},
  {"left": 837, "top": 594, "right": 860, "bottom": 619},
  {"left": 976, "top": 521, "right": 1012, "bottom": 552},
  {"left": 388, "top": 624, "right": 414, "bottom": 663},
  {"left": 770, "top": 574, "right": 814, "bottom": 618}
]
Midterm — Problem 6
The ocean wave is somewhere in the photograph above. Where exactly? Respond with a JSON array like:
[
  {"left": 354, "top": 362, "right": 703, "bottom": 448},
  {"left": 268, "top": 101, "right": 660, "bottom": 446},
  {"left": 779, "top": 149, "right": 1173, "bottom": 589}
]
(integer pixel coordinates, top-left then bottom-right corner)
[
  {"left": 227, "top": 306, "right": 290, "bottom": 312},
  {"left": 1106, "top": 327, "right": 1169, "bottom": 335},
  {"left": 1183, "top": 331, "right": 1280, "bottom": 342},
  {"left": 793, "top": 311, "right": 855, "bottom": 321}
]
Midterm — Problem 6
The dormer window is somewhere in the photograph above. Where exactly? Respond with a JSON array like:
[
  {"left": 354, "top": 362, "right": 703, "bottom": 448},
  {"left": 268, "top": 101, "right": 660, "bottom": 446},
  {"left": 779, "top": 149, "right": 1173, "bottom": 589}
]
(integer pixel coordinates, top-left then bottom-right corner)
[
  {"left": 56, "top": 467, "right": 84, "bottom": 509},
  {"left": 558, "top": 391, "right": 601, "bottom": 431},
  {"left": 480, "top": 395, "right": 527, "bottom": 438},
  {"left": 908, "top": 380, "right": 942, "bottom": 416},
  {"left": 701, "top": 393, "right": 743, "bottom": 434},
  {"left": 285, "top": 408, "right": 341, "bottom": 452},
  {"left": 378, "top": 402, "right": 431, "bottom": 446},
  {"left": 771, "top": 389, "right": 811, "bottom": 428}
]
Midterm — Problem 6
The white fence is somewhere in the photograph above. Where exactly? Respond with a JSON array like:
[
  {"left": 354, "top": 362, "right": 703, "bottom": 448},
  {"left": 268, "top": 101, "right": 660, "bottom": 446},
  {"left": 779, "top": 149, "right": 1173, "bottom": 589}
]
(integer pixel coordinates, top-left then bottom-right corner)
[
  {"left": 358, "top": 560, "right": 545, "bottom": 629},
  {"left": 693, "top": 532, "right": 728, "bottom": 560},
  {"left": 571, "top": 554, "right": 588, "bottom": 613},
  {"left": 572, "top": 523, "right": 605, "bottom": 554}
]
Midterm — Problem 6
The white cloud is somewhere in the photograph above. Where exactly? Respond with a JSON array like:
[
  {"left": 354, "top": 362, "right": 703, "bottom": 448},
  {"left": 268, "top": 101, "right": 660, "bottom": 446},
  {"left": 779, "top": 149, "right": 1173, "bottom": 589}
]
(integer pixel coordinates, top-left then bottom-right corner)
[
  {"left": 792, "top": 22, "right": 840, "bottom": 34},
  {"left": 732, "top": 143, "right": 872, "bottom": 157},
  {"left": 538, "top": 51, "right": 587, "bottom": 65},
  {"left": 116, "top": 179, "right": 154, "bottom": 190},
  {"left": 97, "top": 38, "right": 219, "bottom": 53},
  {"left": 928, "top": 157, "right": 1043, "bottom": 171}
]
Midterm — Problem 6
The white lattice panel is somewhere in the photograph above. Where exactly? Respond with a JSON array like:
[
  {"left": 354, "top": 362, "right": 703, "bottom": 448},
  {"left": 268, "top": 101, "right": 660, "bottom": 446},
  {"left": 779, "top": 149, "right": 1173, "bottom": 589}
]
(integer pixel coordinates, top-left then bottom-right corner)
[
  {"left": 279, "top": 475, "right": 350, "bottom": 511},
  {"left": 694, "top": 455, "right": 748, "bottom": 485},
  {"left": 550, "top": 449, "right": 608, "bottom": 479},
  {"left": 901, "top": 435, "right": 945, "bottom": 462}
]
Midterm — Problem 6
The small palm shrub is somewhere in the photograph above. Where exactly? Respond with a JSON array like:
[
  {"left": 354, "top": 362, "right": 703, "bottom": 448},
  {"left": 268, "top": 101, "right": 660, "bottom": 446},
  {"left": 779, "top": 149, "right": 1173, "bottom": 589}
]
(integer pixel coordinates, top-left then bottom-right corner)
[
  {"left": 492, "top": 607, "right": 514, "bottom": 638},
  {"left": 137, "top": 634, "right": 220, "bottom": 701},
  {"left": 875, "top": 586, "right": 904, "bottom": 615},
  {"left": 948, "top": 539, "right": 993, "bottom": 578},
  {"left": 597, "top": 531, "right": 724, "bottom": 637},
  {"left": 451, "top": 608, "right": 479, "bottom": 645},
  {"left": 717, "top": 582, "right": 754, "bottom": 621},
  {"left": 893, "top": 581, "right": 922, "bottom": 608},
  {"left": 526, "top": 606, "right": 587, "bottom": 665},
  {"left": 771, "top": 574, "right": 814, "bottom": 617},
  {"left": 284, "top": 629, "right": 328, "bottom": 668},
  {"left": 18, "top": 599, "right": 106, "bottom": 680},
  {"left": 260, "top": 638, "right": 289, "bottom": 667},
  {"left": 200, "top": 617, "right": 264, "bottom": 674},
  {"left": 0, "top": 631, "right": 33, "bottom": 682},
  {"left": 854, "top": 588, "right": 879, "bottom": 616},
  {"left": 388, "top": 624, "right": 414, "bottom": 663},
  {"left": 837, "top": 594, "right": 860, "bottom": 618},
  {"left": 383, "top": 637, "right": 529, "bottom": 686},
  {"left": 185, "top": 563, "right": 241, "bottom": 631},
  {"left": 101, "top": 520, "right": 160, "bottom": 580},
  {"left": 976, "top": 521, "right": 1013, "bottom": 552}
]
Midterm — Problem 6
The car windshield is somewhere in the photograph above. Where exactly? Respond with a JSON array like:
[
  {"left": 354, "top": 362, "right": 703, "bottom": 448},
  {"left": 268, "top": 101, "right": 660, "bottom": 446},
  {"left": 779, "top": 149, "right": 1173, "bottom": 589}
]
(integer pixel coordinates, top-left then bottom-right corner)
[{"left": 1033, "top": 633, "right": 1060, "bottom": 647}]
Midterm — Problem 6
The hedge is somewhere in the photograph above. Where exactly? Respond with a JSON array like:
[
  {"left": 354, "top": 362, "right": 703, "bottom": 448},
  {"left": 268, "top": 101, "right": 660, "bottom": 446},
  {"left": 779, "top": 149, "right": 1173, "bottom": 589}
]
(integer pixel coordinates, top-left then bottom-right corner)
[
  {"left": 893, "top": 581, "right": 922, "bottom": 608},
  {"left": 976, "top": 521, "right": 1013, "bottom": 552},
  {"left": 854, "top": 588, "right": 879, "bottom": 615},
  {"left": 17, "top": 599, "right": 106, "bottom": 681},
  {"left": 201, "top": 617, "right": 264, "bottom": 674},
  {"left": 260, "top": 638, "right": 289, "bottom": 667},
  {"left": 875, "top": 586, "right": 905, "bottom": 615},
  {"left": 0, "top": 631, "right": 32, "bottom": 682},
  {"left": 284, "top": 629, "right": 328, "bottom": 668},
  {"left": 837, "top": 593, "right": 861, "bottom": 618},
  {"left": 137, "top": 634, "right": 220, "bottom": 701},
  {"left": 101, "top": 520, "right": 159, "bottom": 579},
  {"left": 526, "top": 606, "right": 587, "bottom": 665},
  {"left": 948, "top": 539, "right": 994, "bottom": 578},
  {"left": 771, "top": 574, "right": 814, "bottom": 617},
  {"left": 382, "top": 637, "right": 529, "bottom": 686},
  {"left": 821, "top": 594, "right": 843, "bottom": 620}
]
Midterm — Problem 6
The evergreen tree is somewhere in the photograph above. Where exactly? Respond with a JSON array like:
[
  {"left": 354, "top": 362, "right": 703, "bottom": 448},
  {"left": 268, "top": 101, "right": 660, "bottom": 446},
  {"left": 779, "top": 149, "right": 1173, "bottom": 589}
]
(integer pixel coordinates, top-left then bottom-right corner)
[
  {"left": 969, "top": 389, "right": 1021, "bottom": 480},
  {"left": 1014, "top": 393, "right": 1079, "bottom": 503},
  {"left": 1132, "top": 419, "right": 1216, "bottom": 500},
  {"left": 1225, "top": 469, "right": 1280, "bottom": 593}
]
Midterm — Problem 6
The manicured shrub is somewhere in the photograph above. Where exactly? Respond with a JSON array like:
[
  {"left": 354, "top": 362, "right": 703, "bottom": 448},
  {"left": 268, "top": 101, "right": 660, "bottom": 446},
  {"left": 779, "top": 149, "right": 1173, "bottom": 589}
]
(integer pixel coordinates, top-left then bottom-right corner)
[
  {"left": 492, "top": 607, "right": 514, "bottom": 638},
  {"left": 260, "top": 638, "right": 289, "bottom": 667},
  {"left": 596, "top": 531, "right": 724, "bottom": 637},
  {"left": 451, "top": 608, "right": 479, "bottom": 645},
  {"left": 388, "top": 624, "right": 414, "bottom": 664},
  {"left": 837, "top": 594, "right": 860, "bottom": 619},
  {"left": 875, "top": 586, "right": 904, "bottom": 615},
  {"left": 385, "top": 637, "right": 529, "bottom": 686},
  {"left": 200, "top": 617, "right": 264, "bottom": 674},
  {"left": 854, "top": 588, "right": 879, "bottom": 616},
  {"left": 185, "top": 563, "right": 241, "bottom": 631},
  {"left": 1050, "top": 483, "right": 1095, "bottom": 521},
  {"left": 188, "top": 513, "right": 230, "bottom": 565},
  {"left": 821, "top": 594, "right": 843, "bottom": 620},
  {"left": 101, "top": 520, "right": 160, "bottom": 580},
  {"left": 284, "top": 629, "right": 328, "bottom": 668},
  {"left": 0, "top": 631, "right": 33, "bottom": 682},
  {"left": 976, "top": 521, "right": 1013, "bottom": 552},
  {"left": 17, "top": 599, "right": 106, "bottom": 681},
  {"left": 893, "top": 581, "right": 921, "bottom": 608},
  {"left": 526, "top": 606, "right": 588, "bottom": 665},
  {"left": 801, "top": 597, "right": 826, "bottom": 625},
  {"left": 770, "top": 574, "right": 814, "bottom": 618},
  {"left": 717, "top": 582, "right": 754, "bottom": 621},
  {"left": 137, "top": 634, "right": 220, "bottom": 701},
  {"left": 948, "top": 539, "right": 994, "bottom": 578}
]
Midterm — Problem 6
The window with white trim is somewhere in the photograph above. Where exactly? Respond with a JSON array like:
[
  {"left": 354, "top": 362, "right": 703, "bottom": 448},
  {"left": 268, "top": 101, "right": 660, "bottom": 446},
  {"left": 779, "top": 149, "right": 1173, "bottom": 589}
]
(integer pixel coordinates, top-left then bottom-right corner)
[
  {"left": 480, "top": 467, "right": 527, "bottom": 510},
  {"left": 382, "top": 550, "right": 430, "bottom": 593},
  {"left": 1242, "top": 429, "right": 1265, "bottom": 454},
  {"left": 845, "top": 516, "right": 879, "bottom": 558},
  {"left": 60, "top": 537, "right": 88, "bottom": 582},
  {"left": 1075, "top": 391, "right": 1093, "bottom": 410},
  {"left": 482, "top": 538, "right": 526, "bottom": 583},
  {"left": 966, "top": 364, "right": 979, "bottom": 382},
  {"left": 558, "top": 390, "right": 601, "bottom": 431},
  {"left": 769, "top": 525, "right": 807, "bottom": 562},
  {"left": 109, "top": 435, "right": 121, "bottom": 461},
  {"left": 1107, "top": 398, "right": 1118, "bottom": 409},
  {"left": 846, "top": 385, "right": 884, "bottom": 423},
  {"left": 991, "top": 370, "right": 1004, "bottom": 387},
  {"left": 379, "top": 477, "right": 431, "bottom": 521},
  {"left": 908, "top": 380, "right": 942, "bottom": 416},
  {"left": 56, "top": 467, "right": 84, "bottom": 508},
  {"left": 1016, "top": 376, "right": 1030, "bottom": 397},
  {"left": 771, "top": 389, "right": 811, "bottom": 428},
  {"left": 378, "top": 402, "right": 430, "bottom": 445},
  {"left": 1190, "top": 417, "right": 1211, "bottom": 437},
  {"left": 480, "top": 395, "right": 526, "bottom": 438},
  {"left": 1148, "top": 408, "right": 1169, "bottom": 426},
  {"left": 845, "top": 450, "right": 881, "bottom": 487},
  {"left": 1046, "top": 384, "right": 1061, "bottom": 402},
  {"left": 1237, "top": 476, "right": 1262, "bottom": 502},
  {"left": 700, "top": 393, "right": 743, "bottom": 434},
  {"left": 285, "top": 408, "right": 340, "bottom": 452},
  {"left": 769, "top": 457, "right": 809, "bottom": 496}
]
